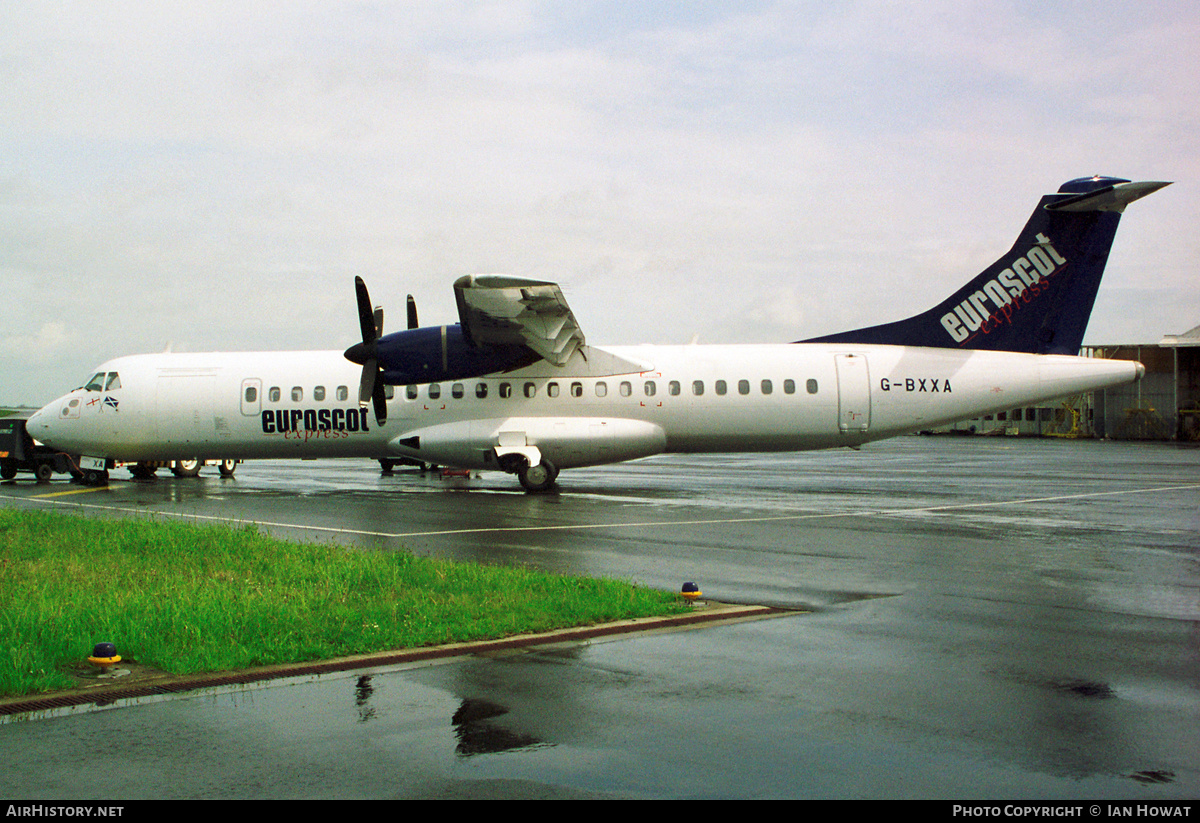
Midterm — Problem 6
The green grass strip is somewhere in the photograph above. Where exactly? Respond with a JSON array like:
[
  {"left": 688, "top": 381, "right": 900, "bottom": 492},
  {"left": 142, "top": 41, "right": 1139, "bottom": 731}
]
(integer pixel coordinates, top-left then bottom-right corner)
[{"left": 0, "top": 508, "right": 686, "bottom": 697}]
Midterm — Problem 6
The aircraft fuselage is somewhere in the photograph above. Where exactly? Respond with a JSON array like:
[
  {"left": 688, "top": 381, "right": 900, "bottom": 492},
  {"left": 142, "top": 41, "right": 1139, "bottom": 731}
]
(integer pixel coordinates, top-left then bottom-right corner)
[{"left": 27, "top": 343, "right": 1143, "bottom": 473}]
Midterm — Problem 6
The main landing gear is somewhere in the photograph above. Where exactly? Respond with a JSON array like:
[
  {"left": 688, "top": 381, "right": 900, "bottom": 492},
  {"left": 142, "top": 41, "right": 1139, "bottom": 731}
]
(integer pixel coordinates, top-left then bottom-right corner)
[
  {"left": 517, "top": 458, "right": 559, "bottom": 493},
  {"left": 498, "top": 453, "right": 559, "bottom": 493},
  {"left": 518, "top": 460, "right": 559, "bottom": 494}
]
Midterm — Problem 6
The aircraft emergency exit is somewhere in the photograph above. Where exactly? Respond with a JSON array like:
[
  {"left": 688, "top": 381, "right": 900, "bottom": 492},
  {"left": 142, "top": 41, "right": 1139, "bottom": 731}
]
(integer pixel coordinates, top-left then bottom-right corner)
[{"left": 25, "top": 176, "right": 1166, "bottom": 491}]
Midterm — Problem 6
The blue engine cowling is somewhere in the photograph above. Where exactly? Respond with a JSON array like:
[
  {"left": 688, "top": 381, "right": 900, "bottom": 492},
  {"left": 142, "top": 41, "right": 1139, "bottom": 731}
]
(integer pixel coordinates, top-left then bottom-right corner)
[{"left": 373, "top": 325, "right": 540, "bottom": 386}]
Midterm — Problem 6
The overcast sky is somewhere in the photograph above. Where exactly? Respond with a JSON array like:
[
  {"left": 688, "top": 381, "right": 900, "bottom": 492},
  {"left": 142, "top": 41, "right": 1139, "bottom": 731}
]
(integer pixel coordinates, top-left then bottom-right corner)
[{"left": 3, "top": 1, "right": 1197, "bottom": 405}]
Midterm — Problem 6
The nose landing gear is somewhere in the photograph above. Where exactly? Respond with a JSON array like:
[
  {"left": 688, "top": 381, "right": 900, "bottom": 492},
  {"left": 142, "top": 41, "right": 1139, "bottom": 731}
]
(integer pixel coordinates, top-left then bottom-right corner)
[{"left": 82, "top": 468, "right": 109, "bottom": 486}]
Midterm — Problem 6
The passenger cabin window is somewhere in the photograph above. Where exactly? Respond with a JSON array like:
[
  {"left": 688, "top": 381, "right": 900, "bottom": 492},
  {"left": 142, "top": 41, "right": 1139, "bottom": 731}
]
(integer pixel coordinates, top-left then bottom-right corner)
[
  {"left": 620, "top": 381, "right": 632, "bottom": 397},
  {"left": 385, "top": 385, "right": 395, "bottom": 400},
  {"left": 715, "top": 380, "right": 727, "bottom": 396},
  {"left": 244, "top": 386, "right": 258, "bottom": 403},
  {"left": 406, "top": 385, "right": 418, "bottom": 400},
  {"left": 806, "top": 379, "right": 819, "bottom": 394},
  {"left": 429, "top": 383, "right": 441, "bottom": 399},
  {"left": 784, "top": 379, "right": 796, "bottom": 395},
  {"left": 738, "top": 379, "right": 750, "bottom": 395},
  {"left": 314, "top": 386, "right": 325, "bottom": 401},
  {"left": 269, "top": 387, "right": 281, "bottom": 402},
  {"left": 669, "top": 381, "right": 681, "bottom": 396},
  {"left": 596, "top": 382, "right": 608, "bottom": 397},
  {"left": 476, "top": 383, "right": 488, "bottom": 399},
  {"left": 692, "top": 380, "right": 704, "bottom": 396},
  {"left": 644, "top": 381, "right": 656, "bottom": 397},
  {"left": 337, "top": 386, "right": 348, "bottom": 401},
  {"left": 570, "top": 382, "right": 583, "bottom": 398},
  {"left": 499, "top": 382, "right": 512, "bottom": 399},
  {"left": 291, "top": 387, "right": 303, "bottom": 402},
  {"left": 761, "top": 379, "right": 773, "bottom": 395},
  {"left": 524, "top": 382, "right": 536, "bottom": 398},
  {"left": 452, "top": 383, "right": 464, "bottom": 399},
  {"left": 548, "top": 382, "right": 560, "bottom": 398}
]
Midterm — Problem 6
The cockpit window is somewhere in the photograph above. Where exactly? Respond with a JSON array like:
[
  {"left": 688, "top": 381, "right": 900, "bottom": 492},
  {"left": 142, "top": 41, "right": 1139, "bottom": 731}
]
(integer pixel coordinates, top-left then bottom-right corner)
[
  {"left": 104, "top": 373, "right": 121, "bottom": 391},
  {"left": 84, "top": 373, "right": 106, "bottom": 392}
]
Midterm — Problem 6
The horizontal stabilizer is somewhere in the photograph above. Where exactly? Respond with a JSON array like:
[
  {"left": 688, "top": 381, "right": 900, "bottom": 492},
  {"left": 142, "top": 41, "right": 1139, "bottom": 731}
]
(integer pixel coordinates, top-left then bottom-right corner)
[{"left": 1045, "top": 179, "right": 1171, "bottom": 213}]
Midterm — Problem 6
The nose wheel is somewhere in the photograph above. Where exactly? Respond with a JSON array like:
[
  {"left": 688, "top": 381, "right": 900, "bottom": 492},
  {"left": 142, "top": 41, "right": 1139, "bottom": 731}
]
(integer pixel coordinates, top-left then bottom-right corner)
[
  {"left": 517, "top": 459, "right": 559, "bottom": 493},
  {"left": 83, "top": 469, "right": 109, "bottom": 486}
]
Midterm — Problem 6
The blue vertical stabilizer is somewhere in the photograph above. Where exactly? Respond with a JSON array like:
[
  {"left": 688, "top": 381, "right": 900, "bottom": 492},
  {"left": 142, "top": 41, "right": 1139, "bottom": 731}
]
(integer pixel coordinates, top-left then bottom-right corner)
[{"left": 800, "top": 177, "right": 1170, "bottom": 354}]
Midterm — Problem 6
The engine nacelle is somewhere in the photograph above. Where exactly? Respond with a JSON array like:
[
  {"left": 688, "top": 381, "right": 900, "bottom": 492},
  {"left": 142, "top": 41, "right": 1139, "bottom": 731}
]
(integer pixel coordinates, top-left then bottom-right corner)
[{"left": 372, "top": 325, "right": 540, "bottom": 386}]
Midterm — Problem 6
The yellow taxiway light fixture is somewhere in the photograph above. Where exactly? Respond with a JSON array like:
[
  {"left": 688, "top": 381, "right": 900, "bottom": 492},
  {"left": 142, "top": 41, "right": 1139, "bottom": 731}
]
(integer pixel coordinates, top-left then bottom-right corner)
[{"left": 87, "top": 641, "right": 121, "bottom": 671}]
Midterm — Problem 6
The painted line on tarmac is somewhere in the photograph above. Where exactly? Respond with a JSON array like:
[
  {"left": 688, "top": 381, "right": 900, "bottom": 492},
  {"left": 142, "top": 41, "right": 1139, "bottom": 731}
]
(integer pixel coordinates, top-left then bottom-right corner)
[
  {"left": 13, "top": 482, "right": 1200, "bottom": 540},
  {"left": 30, "top": 486, "right": 112, "bottom": 499}
]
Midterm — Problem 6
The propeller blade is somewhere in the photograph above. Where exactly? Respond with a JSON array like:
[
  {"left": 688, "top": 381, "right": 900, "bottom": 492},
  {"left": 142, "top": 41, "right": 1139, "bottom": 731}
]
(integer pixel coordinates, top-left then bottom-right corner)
[
  {"left": 358, "top": 358, "right": 377, "bottom": 407},
  {"left": 355, "top": 276, "right": 378, "bottom": 345},
  {"left": 346, "top": 278, "right": 383, "bottom": 366},
  {"left": 371, "top": 375, "right": 388, "bottom": 426},
  {"left": 407, "top": 294, "right": 419, "bottom": 330}
]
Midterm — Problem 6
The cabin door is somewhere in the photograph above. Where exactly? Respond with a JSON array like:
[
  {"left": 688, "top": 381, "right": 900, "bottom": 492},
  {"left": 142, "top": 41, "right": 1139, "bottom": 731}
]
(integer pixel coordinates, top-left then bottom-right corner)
[
  {"left": 834, "top": 354, "right": 871, "bottom": 433},
  {"left": 156, "top": 374, "right": 216, "bottom": 447}
]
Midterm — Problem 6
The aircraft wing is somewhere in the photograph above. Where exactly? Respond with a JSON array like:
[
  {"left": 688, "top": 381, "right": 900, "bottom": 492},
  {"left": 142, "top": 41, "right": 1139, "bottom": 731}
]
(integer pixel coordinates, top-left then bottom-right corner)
[{"left": 453, "top": 275, "right": 586, "bottom": 366}]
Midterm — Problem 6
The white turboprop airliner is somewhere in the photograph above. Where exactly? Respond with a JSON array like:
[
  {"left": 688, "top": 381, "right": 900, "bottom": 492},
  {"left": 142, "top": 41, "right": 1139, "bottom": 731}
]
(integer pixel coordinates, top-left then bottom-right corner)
[{"left": 25, "top": 176, "right": 1166, "bottom": 491}]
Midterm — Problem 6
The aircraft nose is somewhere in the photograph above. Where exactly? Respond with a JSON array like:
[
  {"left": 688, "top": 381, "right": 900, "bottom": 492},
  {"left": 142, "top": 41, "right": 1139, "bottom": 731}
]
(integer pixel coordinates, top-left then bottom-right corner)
[
  {"left": 26, "top": 395, "right": 75, "bottom": 447},
  {"left": 27, "top": 401, "right": 57, "bottom": 435}
]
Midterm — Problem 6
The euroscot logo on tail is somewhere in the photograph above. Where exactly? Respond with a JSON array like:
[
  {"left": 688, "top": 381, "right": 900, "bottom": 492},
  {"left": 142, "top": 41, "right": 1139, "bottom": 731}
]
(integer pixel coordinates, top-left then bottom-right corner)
[{"left": 940, "top": 233, "right": 1067, "bottom": 344}]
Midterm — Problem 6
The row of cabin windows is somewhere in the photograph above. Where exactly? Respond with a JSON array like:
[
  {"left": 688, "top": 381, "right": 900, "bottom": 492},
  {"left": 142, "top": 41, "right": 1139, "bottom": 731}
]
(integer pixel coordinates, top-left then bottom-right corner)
[
  {"left": 245, "top": 378, "right": 821, "bottom": 405},
  {"left": 244, "top": 385, "right": 354, "bottom": 404},
  {"left": 404, "top": 378, "right": 820, "bottom": 401}
]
